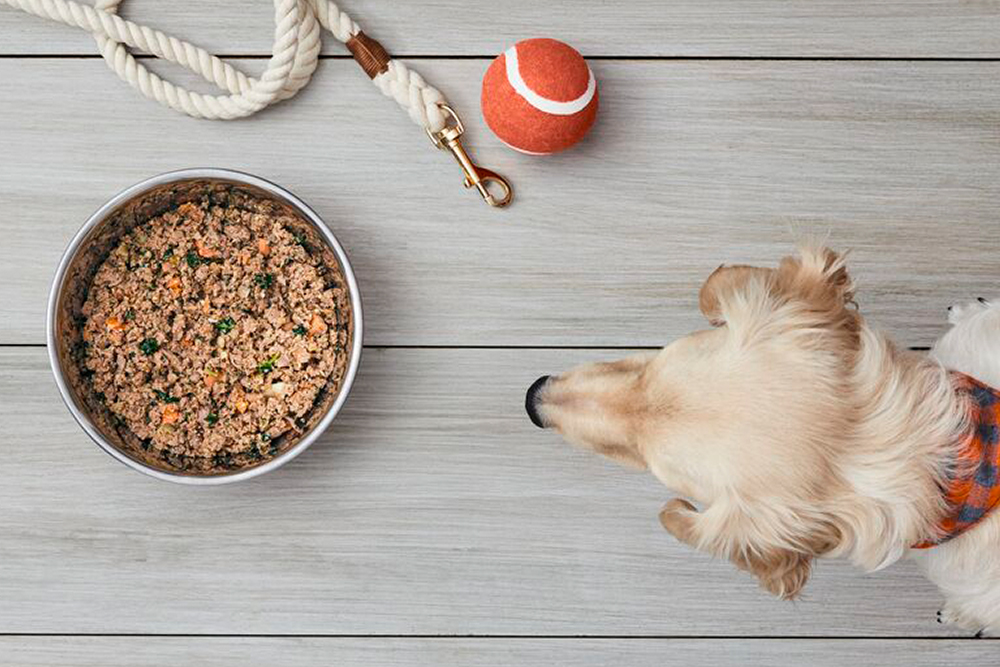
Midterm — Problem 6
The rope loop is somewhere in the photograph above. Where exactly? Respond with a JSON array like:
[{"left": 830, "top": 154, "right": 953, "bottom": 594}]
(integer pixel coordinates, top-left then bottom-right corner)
[{"left": 3, "top": 0, "right": 448, "bottom": 131}]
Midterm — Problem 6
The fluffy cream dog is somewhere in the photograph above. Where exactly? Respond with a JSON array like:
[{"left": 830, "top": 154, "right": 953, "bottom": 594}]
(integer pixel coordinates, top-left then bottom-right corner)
[{"left": 525, "top": 247, "right": 1000, "bottom": 635}]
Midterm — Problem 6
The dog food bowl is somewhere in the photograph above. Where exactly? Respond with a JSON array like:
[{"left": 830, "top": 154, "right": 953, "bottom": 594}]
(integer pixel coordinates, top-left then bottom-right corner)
[{"left": 46, "top": 168, "right": 364, "bottom": 484}]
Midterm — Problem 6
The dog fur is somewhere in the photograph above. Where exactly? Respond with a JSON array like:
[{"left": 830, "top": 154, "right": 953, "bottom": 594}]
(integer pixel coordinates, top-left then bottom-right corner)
[{"left": 528, "top": 246, "right": 1000, "bottom": 634}]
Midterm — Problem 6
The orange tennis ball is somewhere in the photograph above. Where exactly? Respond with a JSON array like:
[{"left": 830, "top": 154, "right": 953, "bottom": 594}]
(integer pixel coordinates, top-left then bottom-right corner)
[{"left": 481, "top": 38, "right": 598, "bottom": 155}]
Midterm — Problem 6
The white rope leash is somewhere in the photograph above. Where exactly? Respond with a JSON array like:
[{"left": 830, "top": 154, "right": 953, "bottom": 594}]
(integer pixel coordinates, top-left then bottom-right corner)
[
  {"left": 4, "top": 0, "right": 446, "bottom": 128},
  {"left": 3, "top": 0, "right": 512, "bottom": 206}
]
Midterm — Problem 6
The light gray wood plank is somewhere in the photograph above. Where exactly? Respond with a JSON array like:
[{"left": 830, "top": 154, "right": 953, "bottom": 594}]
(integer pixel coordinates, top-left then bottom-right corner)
[
  {"left": 1, "top": 59, "right": 998, "bottom": 347},
  {"left": 0, "top": 638, "right": 996, "bottom": 667},
  {"left": 0, "top": 347, "right": 966, "bottom": 635},
  {"left": 1, "top": 1, "right": 999, "bottom": 57}
]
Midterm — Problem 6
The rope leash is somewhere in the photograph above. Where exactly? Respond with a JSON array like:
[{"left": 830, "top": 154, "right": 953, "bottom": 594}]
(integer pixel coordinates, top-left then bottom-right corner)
[{"left": 2, "top": 0, "right": 512, "bottom": 207}]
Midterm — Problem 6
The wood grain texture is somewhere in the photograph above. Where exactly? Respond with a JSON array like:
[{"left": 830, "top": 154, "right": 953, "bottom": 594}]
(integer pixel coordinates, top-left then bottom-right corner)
[
  {"left": 0, "top": 638, "right": 996, "bottom": 667},
  {"left": 1, "top": 59, "right": 998, "bottom": 347},
  {"left": 3, "top": 0, "right": 997, "bottom": 654},
  {"left": 0, "top": 347, "right": 965, "bottom": 636},
  {"left": 1, "top": 1, "right": 999, "bottom": 57}
]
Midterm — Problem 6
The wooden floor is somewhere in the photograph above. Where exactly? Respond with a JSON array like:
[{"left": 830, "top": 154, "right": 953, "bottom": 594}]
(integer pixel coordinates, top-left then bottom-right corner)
[{"left": 1, "top": 2, "right": 998, "bottom": 664}]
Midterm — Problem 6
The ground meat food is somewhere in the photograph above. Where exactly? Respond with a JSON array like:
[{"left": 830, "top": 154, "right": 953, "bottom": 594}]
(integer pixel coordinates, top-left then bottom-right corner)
[{"left": 74, "top": 190, "right": 352, "bottom": 473}]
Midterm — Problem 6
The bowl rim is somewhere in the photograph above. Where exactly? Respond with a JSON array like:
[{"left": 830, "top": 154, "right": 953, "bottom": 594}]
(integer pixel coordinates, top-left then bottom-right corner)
[{"left": 46, "top": 168, "right": 364, "bottom": 485}]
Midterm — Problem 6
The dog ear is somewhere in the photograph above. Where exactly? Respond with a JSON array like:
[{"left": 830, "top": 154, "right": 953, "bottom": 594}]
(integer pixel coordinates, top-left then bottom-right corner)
[
  {"left": 775, "top": 247, "right": 856, "bottom": 312},
  {"left": 660, "top": 499, "right": 841, "bottom": 601},
  {"left": 698, "top": 264, "right": 774, "bottom": 326},
  {"left": 700, "top": 248, "right": 859, "bottom": 338},
  {"left": 739, "top": 520, "right": 842, "bottom": 599},
  {"left": 729, "top": 547, "right": 815, "bottom": 601},
  {"left": 727, "top": 517, "right": 842, "bottom": 600}
]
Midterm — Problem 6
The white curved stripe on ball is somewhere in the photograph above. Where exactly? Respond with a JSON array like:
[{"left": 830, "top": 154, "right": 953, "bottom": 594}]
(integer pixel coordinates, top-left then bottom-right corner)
[{"left": 504, "top": 45, "right": 595, "bottom": 116}]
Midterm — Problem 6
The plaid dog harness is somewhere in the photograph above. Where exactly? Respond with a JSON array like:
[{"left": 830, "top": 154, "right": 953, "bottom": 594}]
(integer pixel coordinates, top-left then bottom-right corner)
[{"left": 913, "top": 372, "right": 1000, "bottom": 549}]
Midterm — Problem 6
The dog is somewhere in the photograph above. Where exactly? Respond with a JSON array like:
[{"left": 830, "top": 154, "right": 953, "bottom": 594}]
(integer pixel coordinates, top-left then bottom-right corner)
[{"left": 525, "top": 246, "right": 1000, "bottom": 635}]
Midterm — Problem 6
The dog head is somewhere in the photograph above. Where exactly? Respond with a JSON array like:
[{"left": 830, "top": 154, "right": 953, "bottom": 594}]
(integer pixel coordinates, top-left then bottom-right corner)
[{"left": 526, "top": 247, "right": 859, "bottom": 598}]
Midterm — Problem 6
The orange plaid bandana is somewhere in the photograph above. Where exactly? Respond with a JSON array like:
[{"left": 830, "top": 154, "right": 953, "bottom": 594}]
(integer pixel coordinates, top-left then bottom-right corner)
[{"left": 913, "top": 372, "right": 1000, "bottom": 549}]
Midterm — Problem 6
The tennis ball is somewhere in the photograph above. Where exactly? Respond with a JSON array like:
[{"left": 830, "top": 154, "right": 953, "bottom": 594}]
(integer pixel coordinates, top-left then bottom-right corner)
[{"left": 481, "top": 38, "right": 598, "bottom": 155}]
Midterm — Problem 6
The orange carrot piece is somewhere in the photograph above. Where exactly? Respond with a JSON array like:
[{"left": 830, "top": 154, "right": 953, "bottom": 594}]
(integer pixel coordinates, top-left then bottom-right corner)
[
  {"left": 176, "top": 202, "right": 204, "bottom": 222},
  {"left": 195, "top": 239, "right": 220, "bottom": 258},
  {"left": 166, "top": 276, "right": 182, "bottom": 295},
  {"left": 308, "top": 313, "right": 327, "bottom": 336},
  {"left": 161, "top": 405, "right": 181, "bottom": 425}
]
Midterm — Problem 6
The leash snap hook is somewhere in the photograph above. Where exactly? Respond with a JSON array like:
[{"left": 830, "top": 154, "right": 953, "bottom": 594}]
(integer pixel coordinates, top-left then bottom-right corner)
[{"left": 427, "top": 104, "right": 513, "bottom": 208}]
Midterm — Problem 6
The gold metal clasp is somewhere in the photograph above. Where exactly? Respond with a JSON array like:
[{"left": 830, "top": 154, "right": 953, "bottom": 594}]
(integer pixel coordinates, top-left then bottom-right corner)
[{"left": 428, "top": 104, "right": 513, "bottom": 208}]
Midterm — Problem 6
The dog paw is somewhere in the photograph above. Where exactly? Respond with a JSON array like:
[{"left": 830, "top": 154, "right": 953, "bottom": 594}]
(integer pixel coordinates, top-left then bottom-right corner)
[
  {"left": 937, "top": 604, "right": 983, "bottom": 632},
  {"left": 948, "top": 298, "right": 995, "bottom": 325},
  {"left": 659, "top": 498, "right": 698, "bottom": 544}
]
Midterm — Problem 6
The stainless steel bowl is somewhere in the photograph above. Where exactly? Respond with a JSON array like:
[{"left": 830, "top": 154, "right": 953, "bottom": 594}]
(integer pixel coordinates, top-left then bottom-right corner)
[{"left": 46, "top": 169, "right": 364, "bottom": 484}]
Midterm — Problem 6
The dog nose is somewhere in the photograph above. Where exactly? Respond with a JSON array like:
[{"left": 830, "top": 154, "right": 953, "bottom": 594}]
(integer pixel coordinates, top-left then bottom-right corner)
[{"left": 525, "top": 375, "right": 552, "bottom": 428}]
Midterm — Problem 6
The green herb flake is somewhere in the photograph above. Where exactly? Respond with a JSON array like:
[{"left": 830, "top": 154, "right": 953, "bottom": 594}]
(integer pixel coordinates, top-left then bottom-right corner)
[
  {"left": 213, "top": 452, "right": 234, "bottom": 469},
  {"left": 292, "top": 324, "right": 308, "bottom": 336},
  {"left": 206, "top": 412, "right": 219, "bottom": 426},
  {"left": 139, "top": 338, "right": 160, "bottom": 355},
  {"left": 254, "top": 273, "right": 275, "bottom": 289},
  {"left": 257, "top": 352, "right": 280, "bottom": 375},
  {"left": 214, "top": 316, "right": 236, "bottom": 334},
  {"left": 292, "top": 232, "right": 311, "bottom": 252},
  {"left": 72, "top": 340, "right": 89, "bottom": 360},
  {"left": 153, "top": 389, "right": 180, "bottom": 404},
  {"left": 123, "top": 309, "right": 136, "bottom": 321},
  {"left": 185, "top": 250, "right": 201, "bottom": 268},
  {"left": 260, "top": 432, "right": 272, "bottom": 443},
  {"left": 162, "top": 248, "right": 174, "bottom": 260}
]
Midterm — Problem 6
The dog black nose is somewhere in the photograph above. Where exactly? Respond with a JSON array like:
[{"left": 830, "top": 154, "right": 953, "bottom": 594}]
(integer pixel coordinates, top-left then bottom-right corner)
[{"left": 525, "top": 375, "right": 552, "bottom": 428}]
